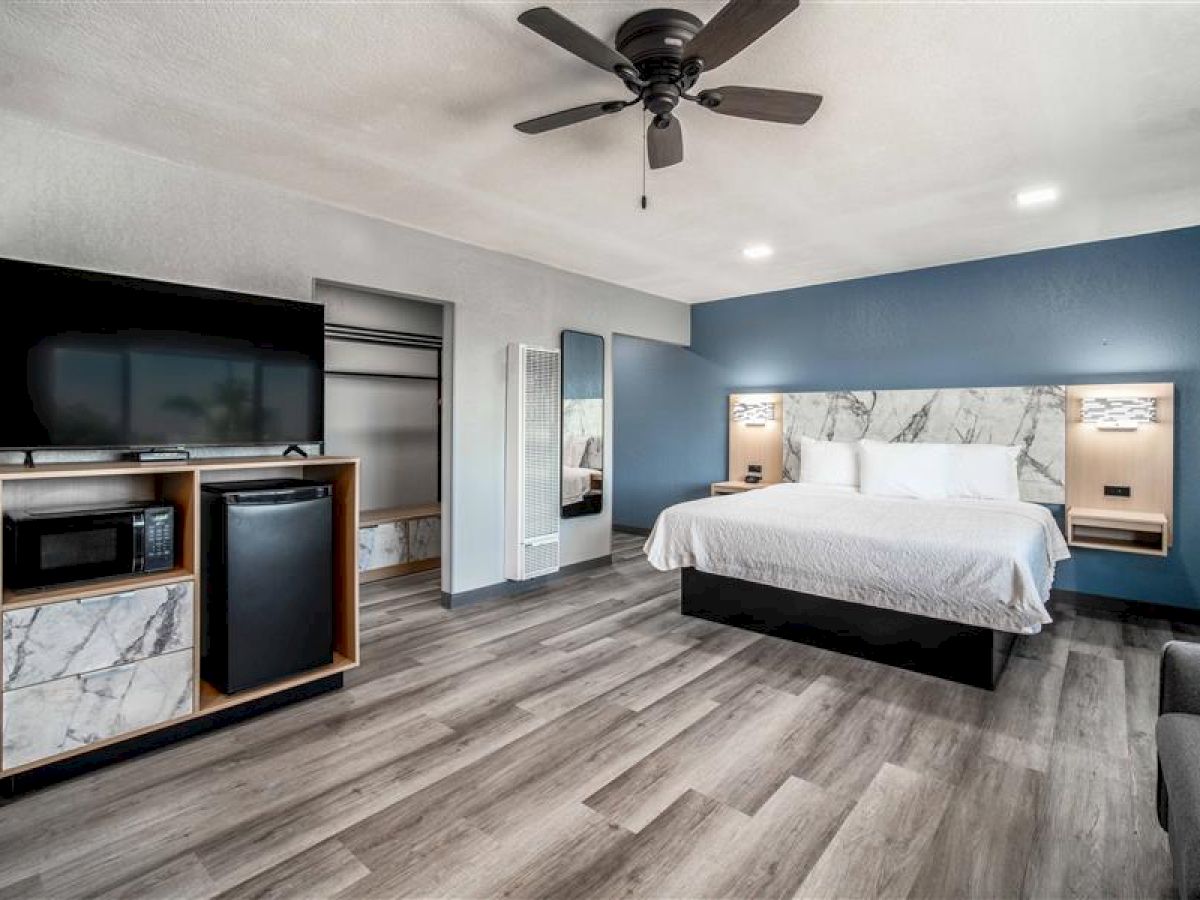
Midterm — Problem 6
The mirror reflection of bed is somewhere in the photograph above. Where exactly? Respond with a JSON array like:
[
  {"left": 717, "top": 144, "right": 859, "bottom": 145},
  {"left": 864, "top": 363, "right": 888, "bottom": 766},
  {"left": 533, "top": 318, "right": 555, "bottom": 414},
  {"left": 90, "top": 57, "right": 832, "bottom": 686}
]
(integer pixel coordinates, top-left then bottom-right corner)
[{"left": 561, "top": 330, "right": 604, "bottom": 518}]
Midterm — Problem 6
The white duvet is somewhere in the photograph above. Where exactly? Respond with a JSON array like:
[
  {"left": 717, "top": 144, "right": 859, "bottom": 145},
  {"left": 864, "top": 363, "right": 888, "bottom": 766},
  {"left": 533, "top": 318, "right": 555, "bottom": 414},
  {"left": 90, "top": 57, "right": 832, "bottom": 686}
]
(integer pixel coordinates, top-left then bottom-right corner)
[
  {"left": 563, "top": 466, "right": 599, "bottom": 505},
  {"left": 644, "top": 483, "right": 1070, "bottom": 634}
]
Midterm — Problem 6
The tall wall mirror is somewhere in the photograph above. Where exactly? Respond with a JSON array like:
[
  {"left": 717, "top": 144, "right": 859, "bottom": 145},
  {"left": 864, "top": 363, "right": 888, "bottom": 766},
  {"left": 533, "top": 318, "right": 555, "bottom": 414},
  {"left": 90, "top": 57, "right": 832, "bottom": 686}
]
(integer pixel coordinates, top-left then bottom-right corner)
[{"left": 561, "top": 330, "right": 604, "bottom": 518}]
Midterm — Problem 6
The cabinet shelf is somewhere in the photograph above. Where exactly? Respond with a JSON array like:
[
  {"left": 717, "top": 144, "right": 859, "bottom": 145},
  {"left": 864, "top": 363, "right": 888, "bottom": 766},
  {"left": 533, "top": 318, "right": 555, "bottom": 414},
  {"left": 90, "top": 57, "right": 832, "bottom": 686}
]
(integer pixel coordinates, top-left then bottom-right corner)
[
  {"left": 2, "top": 567, "right": 194, "bottom": 610},
  {"left": 0, "top": 454, "right": 358, "bottom": 481},
  {"left": 1066, "top": 507, "right": 1169, "bottom": 557},
  {"left": 198, "top": 652, "right": 356, "bottom": 714}
]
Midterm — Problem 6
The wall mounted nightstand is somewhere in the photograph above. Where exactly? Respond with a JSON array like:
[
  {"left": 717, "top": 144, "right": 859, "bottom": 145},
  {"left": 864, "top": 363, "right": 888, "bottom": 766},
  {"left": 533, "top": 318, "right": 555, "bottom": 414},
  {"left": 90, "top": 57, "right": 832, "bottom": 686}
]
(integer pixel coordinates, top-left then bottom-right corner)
[
  {"left": 710, "top": 481, "right": 773, "bottom": 496},
  {"left": 1067, "top": 507, "right": 1169, "bottom": 556},
  {"left": 1065, "top": 382, "right": 1174, "bottom": 556}
]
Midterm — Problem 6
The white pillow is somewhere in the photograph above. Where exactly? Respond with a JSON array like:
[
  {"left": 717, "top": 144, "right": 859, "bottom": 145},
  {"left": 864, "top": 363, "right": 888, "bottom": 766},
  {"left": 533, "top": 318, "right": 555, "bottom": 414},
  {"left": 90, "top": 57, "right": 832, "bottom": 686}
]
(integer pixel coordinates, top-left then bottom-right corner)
[
  {"left": 947, "top": 443, "right": 1021, "bottom": 501},
  {"left": 563, "top": 435, "right": 588, "bottom": 468},
  {"left": 581, "top": 436, "right": 603, "bottom": 470},
  {"left": 857, "top": 440, "right": 950, "bottom": 499},
  {"left": 798, "top": 436, "right": 859, "bottom": 487}
]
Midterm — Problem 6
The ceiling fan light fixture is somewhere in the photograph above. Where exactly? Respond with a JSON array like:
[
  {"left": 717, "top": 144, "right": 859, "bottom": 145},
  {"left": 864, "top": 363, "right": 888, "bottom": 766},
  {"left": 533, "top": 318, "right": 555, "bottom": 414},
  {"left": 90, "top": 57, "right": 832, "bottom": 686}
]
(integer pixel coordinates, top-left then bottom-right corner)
[{"left": 743, "top": 243, "right": 774, "bottom": 261}]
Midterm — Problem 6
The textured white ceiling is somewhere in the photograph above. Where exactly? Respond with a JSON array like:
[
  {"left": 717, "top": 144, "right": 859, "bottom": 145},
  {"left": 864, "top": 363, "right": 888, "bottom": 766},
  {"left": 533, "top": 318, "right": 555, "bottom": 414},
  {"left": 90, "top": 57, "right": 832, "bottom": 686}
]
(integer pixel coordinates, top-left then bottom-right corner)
[{"left": 1, "top": 2, "right": 1198, "bottom": 303}]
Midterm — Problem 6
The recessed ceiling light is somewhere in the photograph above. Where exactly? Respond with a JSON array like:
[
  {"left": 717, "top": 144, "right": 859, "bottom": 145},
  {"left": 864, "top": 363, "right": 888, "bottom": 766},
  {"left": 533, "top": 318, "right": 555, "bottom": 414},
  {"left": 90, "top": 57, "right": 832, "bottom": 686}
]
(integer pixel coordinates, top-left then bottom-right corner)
[
  {"left": 743, "top": 244, "right": 774, "bottom": 260},
  {"left": 1015, "top": 185, "right": 1060, "bottom": 208}
]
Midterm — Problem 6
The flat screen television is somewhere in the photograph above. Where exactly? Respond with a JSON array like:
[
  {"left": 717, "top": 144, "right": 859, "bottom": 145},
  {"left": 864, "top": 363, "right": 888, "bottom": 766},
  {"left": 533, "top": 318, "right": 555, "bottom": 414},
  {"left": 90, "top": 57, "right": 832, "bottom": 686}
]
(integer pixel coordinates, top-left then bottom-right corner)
[{"left": 0, "top": 259, "right": 324, "bottom": 450}]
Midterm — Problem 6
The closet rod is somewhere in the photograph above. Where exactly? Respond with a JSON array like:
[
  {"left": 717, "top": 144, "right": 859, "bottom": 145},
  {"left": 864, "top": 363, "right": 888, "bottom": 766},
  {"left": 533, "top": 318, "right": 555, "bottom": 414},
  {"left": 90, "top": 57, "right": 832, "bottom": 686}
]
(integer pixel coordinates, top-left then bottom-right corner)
[
  {"left": 325, "top": 322, "right": 442, "bottom": 351},
  {"left": 325, "top": 370, "right": 439, "bottom": 382},
  {"left": 326, "top": 334, "right": 441, "bottom": 350}
]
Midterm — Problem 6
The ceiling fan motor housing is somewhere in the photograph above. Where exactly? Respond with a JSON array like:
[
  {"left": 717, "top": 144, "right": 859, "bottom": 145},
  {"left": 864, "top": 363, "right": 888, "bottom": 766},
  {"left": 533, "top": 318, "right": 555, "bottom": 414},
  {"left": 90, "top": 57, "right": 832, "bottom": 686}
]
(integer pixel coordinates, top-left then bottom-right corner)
[{"left": 616, "top": 9, "right": 703, "bottom": 82}]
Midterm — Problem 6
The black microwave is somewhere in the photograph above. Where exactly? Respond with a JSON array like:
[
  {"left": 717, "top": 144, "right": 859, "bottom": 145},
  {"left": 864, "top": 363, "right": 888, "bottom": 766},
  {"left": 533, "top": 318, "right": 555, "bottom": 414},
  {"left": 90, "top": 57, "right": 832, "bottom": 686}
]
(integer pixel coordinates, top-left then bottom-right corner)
[{"left": 3, "top": 502, "right": 175, "bottom": 591}]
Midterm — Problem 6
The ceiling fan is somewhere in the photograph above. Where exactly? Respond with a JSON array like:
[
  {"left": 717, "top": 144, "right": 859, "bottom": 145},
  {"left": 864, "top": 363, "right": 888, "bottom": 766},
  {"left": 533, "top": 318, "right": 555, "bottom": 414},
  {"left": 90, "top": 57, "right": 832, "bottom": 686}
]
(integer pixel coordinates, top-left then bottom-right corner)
[{"left": 513, "top": 0, "right": 822, "bottom": 170}]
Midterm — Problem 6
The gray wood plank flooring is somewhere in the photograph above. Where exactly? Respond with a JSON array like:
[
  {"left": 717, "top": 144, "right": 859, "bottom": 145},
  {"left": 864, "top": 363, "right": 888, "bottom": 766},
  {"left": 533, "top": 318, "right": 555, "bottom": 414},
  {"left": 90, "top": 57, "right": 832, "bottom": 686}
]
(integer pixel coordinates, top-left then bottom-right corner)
[{"left": 0, "top": 533, "right": 1182, "bottom": 899}]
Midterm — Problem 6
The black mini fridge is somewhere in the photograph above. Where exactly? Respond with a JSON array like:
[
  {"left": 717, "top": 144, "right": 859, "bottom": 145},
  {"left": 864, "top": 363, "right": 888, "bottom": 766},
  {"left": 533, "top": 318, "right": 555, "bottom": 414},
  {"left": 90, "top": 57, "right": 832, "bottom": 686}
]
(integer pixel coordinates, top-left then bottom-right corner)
[{"left": 201, "top": 478, "right": 334, "bottom": 694}]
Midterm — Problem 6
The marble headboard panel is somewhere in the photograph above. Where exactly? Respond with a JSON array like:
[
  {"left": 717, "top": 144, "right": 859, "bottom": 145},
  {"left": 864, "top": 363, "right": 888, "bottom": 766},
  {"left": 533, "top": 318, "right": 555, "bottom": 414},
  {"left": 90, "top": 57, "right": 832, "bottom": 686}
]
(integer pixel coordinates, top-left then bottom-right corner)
[{"left": 781, "top": 385, "right": 1066, "bottom": 503}]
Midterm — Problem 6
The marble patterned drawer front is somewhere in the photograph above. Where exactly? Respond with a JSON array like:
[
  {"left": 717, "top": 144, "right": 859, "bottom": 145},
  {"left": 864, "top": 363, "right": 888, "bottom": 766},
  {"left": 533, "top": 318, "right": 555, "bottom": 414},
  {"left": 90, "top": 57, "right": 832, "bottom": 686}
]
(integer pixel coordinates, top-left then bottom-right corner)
[
  {"left": 3, "top": 581, "right": 193, "bottom": 692},
  {"left": 2, "top": 649, "right": 194, "bottom": 770},
  {"left": 359, "top": 522, "right": 408, "bottom": 572},
  {"left": 409, "top": 517, "right": 440, "bottom": 562}
]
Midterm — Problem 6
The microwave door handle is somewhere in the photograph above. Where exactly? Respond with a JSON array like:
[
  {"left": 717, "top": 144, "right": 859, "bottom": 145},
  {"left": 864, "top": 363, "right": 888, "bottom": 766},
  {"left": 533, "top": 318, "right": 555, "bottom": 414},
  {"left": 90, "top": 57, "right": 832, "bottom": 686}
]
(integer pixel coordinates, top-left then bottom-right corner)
[{"left": 132, "top": 516, "right": 146, "bottom": 573}]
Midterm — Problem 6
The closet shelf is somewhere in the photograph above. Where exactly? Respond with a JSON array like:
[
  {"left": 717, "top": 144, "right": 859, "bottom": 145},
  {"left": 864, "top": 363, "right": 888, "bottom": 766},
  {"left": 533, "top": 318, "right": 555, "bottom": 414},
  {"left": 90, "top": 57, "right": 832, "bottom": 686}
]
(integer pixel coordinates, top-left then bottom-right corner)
[{"left": 360, "top": 503, "right": 440, "bottom": 526}]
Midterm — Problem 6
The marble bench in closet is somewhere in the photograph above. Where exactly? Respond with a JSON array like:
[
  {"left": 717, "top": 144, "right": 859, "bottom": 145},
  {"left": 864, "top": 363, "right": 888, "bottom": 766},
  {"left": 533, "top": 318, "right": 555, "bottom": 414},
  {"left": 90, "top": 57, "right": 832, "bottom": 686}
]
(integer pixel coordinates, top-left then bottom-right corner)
[{"left": 358, "top": 504, "right": 441, "bottom": 582}]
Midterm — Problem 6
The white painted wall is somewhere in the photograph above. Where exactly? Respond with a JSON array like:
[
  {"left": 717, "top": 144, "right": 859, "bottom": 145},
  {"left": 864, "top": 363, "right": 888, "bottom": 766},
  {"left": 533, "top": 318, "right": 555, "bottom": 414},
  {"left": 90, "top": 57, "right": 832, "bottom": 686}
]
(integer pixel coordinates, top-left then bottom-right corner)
[{"left": 0, "top": 114, "right": 690, "bottom": 595}]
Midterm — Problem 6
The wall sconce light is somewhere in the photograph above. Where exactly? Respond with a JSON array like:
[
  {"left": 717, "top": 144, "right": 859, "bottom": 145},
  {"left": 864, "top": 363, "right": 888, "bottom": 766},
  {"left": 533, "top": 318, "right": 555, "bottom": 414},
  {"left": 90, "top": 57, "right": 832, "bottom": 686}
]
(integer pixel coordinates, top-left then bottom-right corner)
[
  {"left": 1081, "top": 396, "right": 1157, "bottom": 431},
  {"left": 732, "top": 399, "right": 776, "bottom": 427}
]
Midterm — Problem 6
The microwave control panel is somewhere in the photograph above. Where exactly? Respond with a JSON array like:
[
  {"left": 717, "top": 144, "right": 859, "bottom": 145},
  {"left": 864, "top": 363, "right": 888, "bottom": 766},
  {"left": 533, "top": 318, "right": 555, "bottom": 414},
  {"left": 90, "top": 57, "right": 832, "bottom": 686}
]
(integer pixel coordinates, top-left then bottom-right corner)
[{"left": 144, "top": 507, "right": 176, "bottom": 572}]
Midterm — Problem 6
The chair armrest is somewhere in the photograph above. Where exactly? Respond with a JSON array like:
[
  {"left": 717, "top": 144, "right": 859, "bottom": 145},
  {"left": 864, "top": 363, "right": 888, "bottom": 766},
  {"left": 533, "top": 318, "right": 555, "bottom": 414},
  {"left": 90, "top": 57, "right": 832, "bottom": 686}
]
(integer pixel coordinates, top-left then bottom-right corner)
[{"left": 1161, "top": 641, "right": 1200, "bottom": 717}]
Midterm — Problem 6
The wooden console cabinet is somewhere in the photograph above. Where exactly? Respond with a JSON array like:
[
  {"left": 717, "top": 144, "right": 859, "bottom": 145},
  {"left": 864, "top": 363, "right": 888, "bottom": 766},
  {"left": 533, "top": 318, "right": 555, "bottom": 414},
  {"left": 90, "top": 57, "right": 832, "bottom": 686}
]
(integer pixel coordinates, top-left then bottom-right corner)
[{"left": 0, "top": 455, "right": 359, "bottom": 775}]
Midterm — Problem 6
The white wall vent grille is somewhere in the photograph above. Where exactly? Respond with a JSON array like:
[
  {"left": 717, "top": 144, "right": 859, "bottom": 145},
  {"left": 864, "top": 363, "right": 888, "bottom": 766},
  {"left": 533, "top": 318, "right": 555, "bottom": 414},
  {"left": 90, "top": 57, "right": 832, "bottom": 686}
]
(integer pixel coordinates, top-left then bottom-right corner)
[
  {"left": 506, "top": 344, "right": 561, "bottom": 580},
  {"left": 522, "top": 537, "right": 559, "bottom": 579}
]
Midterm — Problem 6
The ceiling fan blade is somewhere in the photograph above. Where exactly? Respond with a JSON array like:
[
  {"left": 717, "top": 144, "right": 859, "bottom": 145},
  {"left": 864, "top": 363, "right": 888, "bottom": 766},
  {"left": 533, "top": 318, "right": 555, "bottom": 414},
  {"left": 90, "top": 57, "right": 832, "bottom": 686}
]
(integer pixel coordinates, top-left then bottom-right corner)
[
  {"left": 514, "top": 101, "right": 626, "bottom": 135},
  {"left": 699, "top": 87, "right": 823, "bottom": 125},
  {"left": 518, "top": 7, "right": 635, "bottom": 76},
  {"left": 647, "top": 116, "right": 683, "bottom": 170},
  {"left": 683, "top": 0, "right": 799, "bottom": 72}
]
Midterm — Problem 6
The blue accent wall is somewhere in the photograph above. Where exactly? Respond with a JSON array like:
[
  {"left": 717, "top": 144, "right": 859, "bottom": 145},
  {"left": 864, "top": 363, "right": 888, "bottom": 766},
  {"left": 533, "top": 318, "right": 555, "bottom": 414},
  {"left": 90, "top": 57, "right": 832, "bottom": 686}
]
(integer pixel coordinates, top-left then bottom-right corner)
[
  {"left": 613, "top": 334, "right": 726, "bottom": 529},
  {"left": 614, "top": 225, "right": 1200, "bottom": 608}
]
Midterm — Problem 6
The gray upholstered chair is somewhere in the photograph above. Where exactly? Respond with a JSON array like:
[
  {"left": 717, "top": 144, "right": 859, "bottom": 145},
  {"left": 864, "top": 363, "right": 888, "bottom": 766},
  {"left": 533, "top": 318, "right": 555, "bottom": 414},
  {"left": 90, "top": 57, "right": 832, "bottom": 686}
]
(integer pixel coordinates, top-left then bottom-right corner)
[{"left": 1159, "top": 640, "right": 1200, "bottom": 900}]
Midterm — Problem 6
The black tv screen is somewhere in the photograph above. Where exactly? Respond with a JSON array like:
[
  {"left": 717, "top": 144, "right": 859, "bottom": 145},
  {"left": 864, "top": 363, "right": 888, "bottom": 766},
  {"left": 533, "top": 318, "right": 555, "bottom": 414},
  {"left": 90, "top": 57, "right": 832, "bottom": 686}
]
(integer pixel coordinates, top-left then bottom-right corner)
[{"left": 0, "top": 259, "right": 324, "bottom": 449}]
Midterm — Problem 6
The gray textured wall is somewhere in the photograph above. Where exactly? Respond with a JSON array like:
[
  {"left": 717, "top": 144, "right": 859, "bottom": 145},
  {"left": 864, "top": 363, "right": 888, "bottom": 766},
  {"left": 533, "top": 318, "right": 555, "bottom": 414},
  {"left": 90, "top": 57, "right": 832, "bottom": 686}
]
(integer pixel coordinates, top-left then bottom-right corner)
[{"left": 0, "top": 114, "right": 690, "bottom": 594}]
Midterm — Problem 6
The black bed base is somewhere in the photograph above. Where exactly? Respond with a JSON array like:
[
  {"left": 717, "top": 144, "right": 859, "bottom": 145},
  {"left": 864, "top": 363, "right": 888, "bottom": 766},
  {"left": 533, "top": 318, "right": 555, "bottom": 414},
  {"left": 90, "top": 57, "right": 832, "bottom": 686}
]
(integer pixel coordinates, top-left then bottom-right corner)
[{"left": 680, "top": 568, "right": 1015, "bottom": 690}]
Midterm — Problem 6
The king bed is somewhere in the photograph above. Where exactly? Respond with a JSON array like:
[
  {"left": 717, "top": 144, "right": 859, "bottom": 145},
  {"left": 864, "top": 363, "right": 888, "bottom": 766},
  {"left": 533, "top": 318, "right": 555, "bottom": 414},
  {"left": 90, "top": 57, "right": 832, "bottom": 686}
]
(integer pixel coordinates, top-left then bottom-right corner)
[
  {"left": 647, "top": 384, "right": 1072, "bottom": 689},
  {"left": 645, "top": 481, "right": 1070, "bottom": 689}
]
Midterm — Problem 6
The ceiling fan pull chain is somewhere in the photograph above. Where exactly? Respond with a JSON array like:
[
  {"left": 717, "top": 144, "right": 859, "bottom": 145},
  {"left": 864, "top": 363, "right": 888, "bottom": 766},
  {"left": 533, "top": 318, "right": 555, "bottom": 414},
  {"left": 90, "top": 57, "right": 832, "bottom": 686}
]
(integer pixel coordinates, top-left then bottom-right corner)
[{"left": 640, "top": 108, "right": 649, "bottom": 211}]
